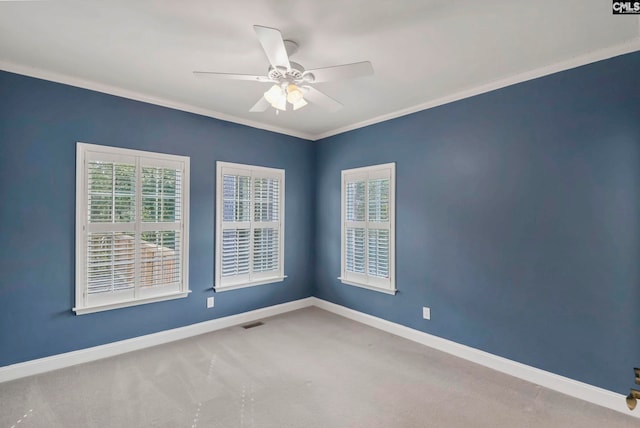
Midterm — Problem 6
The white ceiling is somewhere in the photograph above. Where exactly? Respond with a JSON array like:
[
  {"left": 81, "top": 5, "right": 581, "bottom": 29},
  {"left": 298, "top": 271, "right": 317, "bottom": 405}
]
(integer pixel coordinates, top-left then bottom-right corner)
[{"left": 1, "top": 1, "right": 639, "bottom": 140}]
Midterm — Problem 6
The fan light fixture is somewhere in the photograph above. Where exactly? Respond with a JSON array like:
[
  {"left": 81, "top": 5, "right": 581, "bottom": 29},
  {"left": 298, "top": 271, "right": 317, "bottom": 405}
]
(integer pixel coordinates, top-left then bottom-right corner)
[
  {"left": 264, "top": 84, "right": 286, "bottom": 111},
  {"left": 263, "top": 83, "right": 307, "bottom": 111},
  {"left": 193, "top": 25, "right": 375, "bottom": 113},
  {"left": 287, "top": 84, "right": 308, "bottom": 110}
]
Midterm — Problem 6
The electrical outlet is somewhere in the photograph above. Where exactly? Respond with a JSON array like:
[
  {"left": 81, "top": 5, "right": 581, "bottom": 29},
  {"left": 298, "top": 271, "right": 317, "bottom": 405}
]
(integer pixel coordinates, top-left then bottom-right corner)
[
  {"left": 422, "top": 307, "right": 430, "bottom": 320},
  {"left": 207, "top": 297, "right": 214, "bottom": 308}
]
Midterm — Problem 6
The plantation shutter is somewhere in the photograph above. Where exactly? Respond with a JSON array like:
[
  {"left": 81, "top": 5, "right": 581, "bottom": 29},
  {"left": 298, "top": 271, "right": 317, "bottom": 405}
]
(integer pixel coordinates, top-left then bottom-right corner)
[
  {"left": 76, "top": 144, "right": 190, "bottom": 314},
  {"left": 345, "top": 178, "right": 366, "bottom": 277},
  {"left": 253, "top": 176, "right": 280, "bottom": 276},
  {"left": 84, "top": 154, "right": 137, "bottom": 306},
  {"left": 139, "top": 163, "right": 184, "bottom": 297},
  {"left": 216, "top": 163, "right": 284, "bottom": 290},
  {"left": 341, "top": 163, "right": 395, "bottom": 293},
  {"left": 367, "top": 176, "right": 390, "bottom": 282},
  {"left": 220, "top": 171, "right": 252, "bottom": 285}
]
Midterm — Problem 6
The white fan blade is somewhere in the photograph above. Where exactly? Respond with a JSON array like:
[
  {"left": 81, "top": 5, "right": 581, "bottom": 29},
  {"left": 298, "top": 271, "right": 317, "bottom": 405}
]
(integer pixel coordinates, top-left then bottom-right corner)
[
  {"left": 303, "top": 61, "right": 373, "bottom": 83},
  {"left": 249, "top": 96, "right": 270, "bottom": 112},
  {"left": 193, "top": 71, "right": 273, "bottom": 82},
  {"left": 253, "top": 25, "right": 291, "bottom": 70},
  {"left": 302, "top": 86, "right": 343, "bottom": 112}
]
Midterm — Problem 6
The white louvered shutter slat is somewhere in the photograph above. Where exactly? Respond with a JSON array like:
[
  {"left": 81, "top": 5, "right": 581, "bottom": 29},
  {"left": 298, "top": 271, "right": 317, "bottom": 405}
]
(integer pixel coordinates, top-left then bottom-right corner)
[
  {"left": 346, "top": 227, "right": 365, "bottom": 274},
  {"left": 368, "top": 178, "right": 389, "bottom": 222},
  {"left": 223, "top": 174, "right": 251, "bottom": 222},
  {"left": 141, "top": 166, "right": 182, "bottom": 223},
  {"left": 138, "top": 165, "right": 184, "bottom": 295},
  {"left": 367, "top": 229, "right": 389, "bottom": 278},
  {"left": 86, "top": 232, "right": 135, "bottom": 294},
  {"left": 221, "top": 172, "right": 252, "bottom": 281},
  {"left": 86, "top": 160, "right": 136, "bottom": 296},
  {"left": 254, "top": 228, "right": 279, "bottom": 273},
  {"left": 346, "top": 180, "right": 365, "bottom": 222},
  {"left": 367, "top": 177, "right": 390, "bottom": 278},
  {"left": 344, "top": 177, "right": 365, "bottom": 276},
  {"left": 221, "top": 229, "right": 251, "bottom": 276},
  {"left": 139, "top": 230, "right": 182, "bottom": 287},
  {"left": 254, "top": 177, "right": 280, "bottom": 222},
  {"left": 253, "top": 176, "right": 280, "bottom": 273},
  {"left": 87, "top": 161, "right": 136, "bottom": 223}
]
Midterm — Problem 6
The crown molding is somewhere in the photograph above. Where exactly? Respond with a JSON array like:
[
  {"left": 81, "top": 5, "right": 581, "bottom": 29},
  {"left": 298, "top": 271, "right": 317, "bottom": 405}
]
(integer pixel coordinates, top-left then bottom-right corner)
[
  {"left": 311, "top": 37, "right": 640, "bottom": 141},
  {"left": 0, "top": 61, "right": 315, "bottom": 141},
  {"left": 3, "top": 35, "right": 639, "bottom": 142}
]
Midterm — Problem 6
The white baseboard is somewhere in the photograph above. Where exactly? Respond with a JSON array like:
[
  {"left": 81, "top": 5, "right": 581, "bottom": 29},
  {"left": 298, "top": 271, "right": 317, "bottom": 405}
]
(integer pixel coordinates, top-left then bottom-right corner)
[
  {"left": 310, "top": 297, "right": 638, "bottom": 419},
  {"left": 1, "top": 296, "right": 636, "bottom": 419},
  {"left": 0, "top": 297, "right": 314, "bottom": 383}
]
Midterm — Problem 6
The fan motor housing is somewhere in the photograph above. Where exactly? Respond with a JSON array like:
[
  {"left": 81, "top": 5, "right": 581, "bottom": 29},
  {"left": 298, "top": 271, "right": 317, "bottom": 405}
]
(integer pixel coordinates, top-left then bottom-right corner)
[{"left": 268, "top": 62, "right": 305, "bottom": 82}]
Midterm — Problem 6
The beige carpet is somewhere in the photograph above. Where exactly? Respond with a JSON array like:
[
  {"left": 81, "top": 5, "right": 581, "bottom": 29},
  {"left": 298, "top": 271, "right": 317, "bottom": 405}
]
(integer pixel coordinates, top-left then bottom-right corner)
[{"left": 0, "top": 307, "right": 636, "bottom": 427}]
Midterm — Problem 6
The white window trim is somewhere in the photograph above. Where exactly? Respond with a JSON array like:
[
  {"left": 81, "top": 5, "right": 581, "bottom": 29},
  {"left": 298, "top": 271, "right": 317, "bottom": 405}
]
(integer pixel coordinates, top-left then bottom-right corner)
[
  {"left": 215, "top": 161, "right": 285, "bottom": 292},
  {"left": 339, "top": 162, "right": 396, "bottom": 295},
  {"left": 74, "top": 142, "right": 190, "bottom": 315}
]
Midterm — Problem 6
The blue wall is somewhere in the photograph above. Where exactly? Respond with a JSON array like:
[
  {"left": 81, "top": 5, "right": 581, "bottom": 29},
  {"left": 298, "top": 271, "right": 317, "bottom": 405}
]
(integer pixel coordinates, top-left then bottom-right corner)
[
  {"left": 315, "top": 51, "right": 640, "bottom": 394},
  {"left": 0, "top": 71, "right": 316, "bottom": 367},
  {"left": 2, "top": 51, "right": 639, "bottom": 396}
]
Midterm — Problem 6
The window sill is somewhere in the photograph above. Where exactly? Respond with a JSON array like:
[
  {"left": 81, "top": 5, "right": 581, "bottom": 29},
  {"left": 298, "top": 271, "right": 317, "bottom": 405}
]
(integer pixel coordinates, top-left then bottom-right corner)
[
  {"left": 214, "top": 276, "right": 286, "bottom": 292},
  {"left": 73, "top": 290, "right": 191, "bottom": 315},
  {"left": 338, "top": 277, "right": 397, "bottom": 295}
]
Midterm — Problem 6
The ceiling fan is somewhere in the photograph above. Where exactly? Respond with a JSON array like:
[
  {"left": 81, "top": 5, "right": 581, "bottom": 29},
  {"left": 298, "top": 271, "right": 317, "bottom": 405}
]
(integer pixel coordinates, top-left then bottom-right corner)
[{"left": 193, "top": 25, "right": 374, "bottom": 113}]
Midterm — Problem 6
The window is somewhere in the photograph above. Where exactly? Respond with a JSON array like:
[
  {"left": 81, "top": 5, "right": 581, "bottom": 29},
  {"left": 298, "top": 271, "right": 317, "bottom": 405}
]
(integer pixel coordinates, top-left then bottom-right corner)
[
  {"left": 340, "top": 163, "right": 396, "bottom": 294},
  {"left": 215, "top": 162, "right": 285, "bottom": 291},
  {"left": 75, "top": 143, "right": 190, "bottom": 314}
]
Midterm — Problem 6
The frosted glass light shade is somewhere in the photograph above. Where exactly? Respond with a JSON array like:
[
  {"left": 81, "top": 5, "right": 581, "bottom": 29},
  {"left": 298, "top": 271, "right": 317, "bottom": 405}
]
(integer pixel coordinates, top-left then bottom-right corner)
[
  {"left": 292, "top": 98, "right": 308, "bottom": 110},
  {"left": 264, "top": 84, "right": 286, "bottom": 111},
  {"left": 286, "top": 84, "right": 304, "bottom": 103}
]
